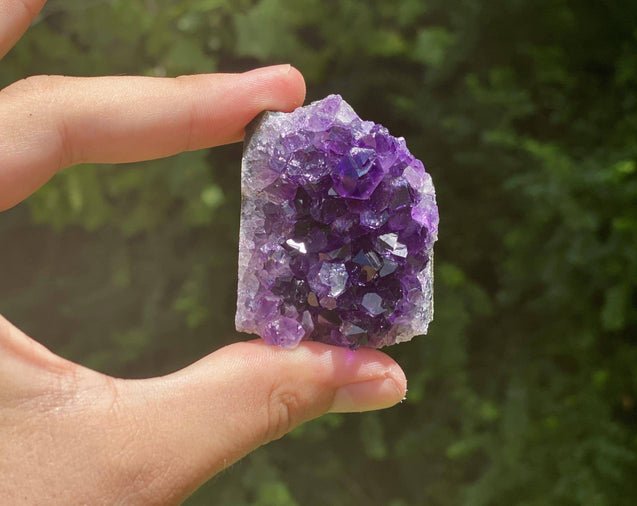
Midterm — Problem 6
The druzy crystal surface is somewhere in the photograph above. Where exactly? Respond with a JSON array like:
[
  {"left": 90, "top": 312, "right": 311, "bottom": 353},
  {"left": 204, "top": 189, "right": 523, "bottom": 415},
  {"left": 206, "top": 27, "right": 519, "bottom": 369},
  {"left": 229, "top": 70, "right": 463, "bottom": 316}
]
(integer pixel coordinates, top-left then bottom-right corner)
[{"left": 236, "top": 95, "right": 438, "bottom": 349}]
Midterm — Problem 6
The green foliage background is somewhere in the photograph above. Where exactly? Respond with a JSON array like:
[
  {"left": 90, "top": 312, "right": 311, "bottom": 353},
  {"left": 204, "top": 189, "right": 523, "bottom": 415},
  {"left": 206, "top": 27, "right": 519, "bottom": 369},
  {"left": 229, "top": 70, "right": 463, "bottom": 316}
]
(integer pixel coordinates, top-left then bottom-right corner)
[{"left": 2, "top": 0, "right": 637, "bottom": 504}]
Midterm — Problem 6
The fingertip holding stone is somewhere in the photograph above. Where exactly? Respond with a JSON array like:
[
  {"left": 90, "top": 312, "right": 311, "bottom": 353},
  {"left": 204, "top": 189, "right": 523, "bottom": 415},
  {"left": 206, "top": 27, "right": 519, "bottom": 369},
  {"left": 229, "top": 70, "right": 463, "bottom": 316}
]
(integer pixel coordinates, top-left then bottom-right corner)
[{"left": 236, "top": 94, "right": 438, "bottom": 349}]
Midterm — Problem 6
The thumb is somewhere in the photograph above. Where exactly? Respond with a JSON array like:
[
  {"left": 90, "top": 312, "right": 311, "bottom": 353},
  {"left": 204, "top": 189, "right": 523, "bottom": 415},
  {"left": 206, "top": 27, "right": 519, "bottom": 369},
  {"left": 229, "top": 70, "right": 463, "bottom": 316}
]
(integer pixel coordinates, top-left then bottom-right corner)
[{"left": 119, "top": 340, "right": 407, "bottom": 503}]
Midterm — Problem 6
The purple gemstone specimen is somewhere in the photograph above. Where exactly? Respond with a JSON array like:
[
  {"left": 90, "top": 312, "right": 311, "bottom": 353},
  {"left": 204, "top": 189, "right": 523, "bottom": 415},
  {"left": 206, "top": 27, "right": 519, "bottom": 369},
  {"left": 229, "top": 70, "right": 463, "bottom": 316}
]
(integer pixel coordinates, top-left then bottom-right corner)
[
  {"left": 236, "top": 95, "right": 438, "bottom": 349},
  {"left": 263, "top": 317, "right": 306, "bottom": 347}
]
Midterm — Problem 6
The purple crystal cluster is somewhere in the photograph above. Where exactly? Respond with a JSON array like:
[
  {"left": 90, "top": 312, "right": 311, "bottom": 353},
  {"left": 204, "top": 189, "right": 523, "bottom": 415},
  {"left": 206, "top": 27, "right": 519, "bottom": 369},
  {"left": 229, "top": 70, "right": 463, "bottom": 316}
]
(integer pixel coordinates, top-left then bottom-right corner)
[{"left": 236, "top": 95, "right": 438, "bottom": 349}]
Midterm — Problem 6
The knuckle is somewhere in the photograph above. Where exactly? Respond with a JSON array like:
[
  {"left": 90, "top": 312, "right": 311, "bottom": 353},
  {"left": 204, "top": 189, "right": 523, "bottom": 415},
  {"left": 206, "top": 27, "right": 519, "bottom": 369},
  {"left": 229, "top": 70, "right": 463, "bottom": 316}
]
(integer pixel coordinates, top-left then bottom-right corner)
[
  {"left": 2, "top": 75, "right": 79, "bottom": 168},
  {"left": 0, "top": 74, "right": 76, "bottom": 168},
  {"left": 2, "top": 74, "right": 63, "bottom": 99},
  {"left": 174, "top": 75, "right": 197, "bottom": 152},
  {"left": 265, "top": 385, "right": 302, "bottom": 442},
  {"left": 19, "top": 362, "right": 83, "bottom": 414}
]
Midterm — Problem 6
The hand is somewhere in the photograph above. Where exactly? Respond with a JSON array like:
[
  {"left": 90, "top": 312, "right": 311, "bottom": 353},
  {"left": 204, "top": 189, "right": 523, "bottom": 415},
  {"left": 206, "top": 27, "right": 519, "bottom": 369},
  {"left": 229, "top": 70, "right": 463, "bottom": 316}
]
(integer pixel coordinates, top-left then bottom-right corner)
[{"left": 0, "top": 2, "right": 407, "bottom": 504}]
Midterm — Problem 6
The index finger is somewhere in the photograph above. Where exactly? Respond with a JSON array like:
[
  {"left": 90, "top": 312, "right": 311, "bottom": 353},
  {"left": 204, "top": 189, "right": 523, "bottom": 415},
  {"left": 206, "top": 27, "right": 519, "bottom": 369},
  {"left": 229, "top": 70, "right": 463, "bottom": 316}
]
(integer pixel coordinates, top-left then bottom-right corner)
[
  {"left": 0, "top": 65, "right": 306, "bottom": 211},
  {"left": 0, "top": 0, "right": 47, "bottom": 59}
]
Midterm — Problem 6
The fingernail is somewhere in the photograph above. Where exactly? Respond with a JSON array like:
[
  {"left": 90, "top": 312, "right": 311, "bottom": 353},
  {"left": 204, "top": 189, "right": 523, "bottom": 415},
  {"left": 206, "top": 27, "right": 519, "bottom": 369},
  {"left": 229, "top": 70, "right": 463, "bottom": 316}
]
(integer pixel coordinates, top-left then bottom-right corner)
[
  {"left": 329, "top": 377, "right": 405, "bottom": 413},
  {"left": 244, "top": 64, "right": 292, "bottom": 77}
]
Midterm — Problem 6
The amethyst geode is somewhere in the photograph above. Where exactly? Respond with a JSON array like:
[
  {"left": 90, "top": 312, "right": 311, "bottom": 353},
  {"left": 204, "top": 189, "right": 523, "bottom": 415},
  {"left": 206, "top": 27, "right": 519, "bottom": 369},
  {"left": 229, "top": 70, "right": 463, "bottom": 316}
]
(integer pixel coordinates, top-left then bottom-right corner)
[{"left": 236, "top": 95, "right": 438, "bottom": 349}]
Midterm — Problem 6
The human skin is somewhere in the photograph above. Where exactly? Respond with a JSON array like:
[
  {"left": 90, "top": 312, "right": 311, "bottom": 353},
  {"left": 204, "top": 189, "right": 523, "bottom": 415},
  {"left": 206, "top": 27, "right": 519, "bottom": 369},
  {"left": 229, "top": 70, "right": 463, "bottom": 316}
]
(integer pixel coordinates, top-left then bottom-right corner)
[{"left": 0, "top": 1, "right": 407, "bottom": 504}]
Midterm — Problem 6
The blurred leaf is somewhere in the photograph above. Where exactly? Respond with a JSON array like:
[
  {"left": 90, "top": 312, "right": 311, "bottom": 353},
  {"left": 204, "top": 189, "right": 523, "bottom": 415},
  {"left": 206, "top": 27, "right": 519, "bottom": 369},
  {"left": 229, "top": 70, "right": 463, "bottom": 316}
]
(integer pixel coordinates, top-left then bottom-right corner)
[
  {"left": 360, "top": 412, "right": 387, "bottom": 460},
  {"left": 412, "top": 27, "right": 456, "bottom": 67}
]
